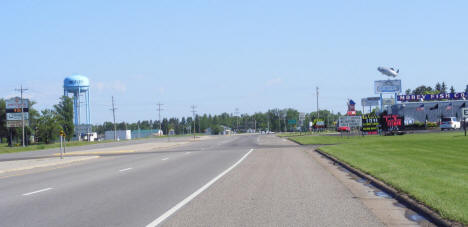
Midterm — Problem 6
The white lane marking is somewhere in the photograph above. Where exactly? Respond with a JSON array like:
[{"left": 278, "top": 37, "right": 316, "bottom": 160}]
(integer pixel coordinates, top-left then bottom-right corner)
[
  {"left": 162, "top": 158, "right": 169, "bottom": 161},
  {"left": 146, "top": 148, "right": 254, "bottom": 227},
  {"left": 119, "top": 168, "right": 133, "bottom": 172},
  {"left": 23, "top": 187, "right": 53, "bottom": 196}
]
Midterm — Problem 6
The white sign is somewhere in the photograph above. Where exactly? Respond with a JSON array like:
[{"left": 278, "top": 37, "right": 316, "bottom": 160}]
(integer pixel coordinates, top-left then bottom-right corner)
[
  {"left": 361, "top": 97, "right": 380, "bottom": 106},
  {"left": 339, "top": 116, "right": 362, "bottom": 128},
  {"left": 299, "top": 112, "right": 306, "bottom": 121},
  {"left": 462, "top": 108, "right": 468, "bottom": 119},
  {"left": 6, "top": 97, "right": 29, "bottom": 109},
  {"left": 6, "top": 112, "right": 29, "bottom": 121},
  {"left": 375, "top": 80, "right": 402, "bottom": 94},
  {"left": 382, "top": 98, "right": 395, "bottom": 105},
  {"left": 7, "top": 120, "right": 29, "bottom": 128}
]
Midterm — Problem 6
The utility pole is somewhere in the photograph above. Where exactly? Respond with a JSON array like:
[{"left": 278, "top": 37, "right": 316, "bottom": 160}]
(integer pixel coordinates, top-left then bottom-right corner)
[
  {"left": 316, "top": 86, "right": 319, "bottom": 119},
  {"left": 110, "top": 96, "right": 117, "bottom": 141},
  {"left": 156, "top": 102, "right": 164, "bottom": 135},
  {"left": 191, "top": 105, "right": 196, "bottom": 139},
  {"left": 235, "top": 108, "right": 239, "bottom": 133},
  {"left": 15, "top": 85, "right": 28, "bottom": 147}
]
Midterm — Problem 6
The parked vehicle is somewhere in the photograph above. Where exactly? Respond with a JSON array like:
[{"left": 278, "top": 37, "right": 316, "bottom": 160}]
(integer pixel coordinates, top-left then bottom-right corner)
[
  {"left": 440, "top": 117, "right": 461, "bottom": 130},
  {"left": 337, "top": 126, "right": 350, "bottom": 132}
]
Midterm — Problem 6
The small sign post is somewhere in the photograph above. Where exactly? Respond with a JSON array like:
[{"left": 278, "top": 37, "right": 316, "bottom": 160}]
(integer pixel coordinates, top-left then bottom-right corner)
[
  {"left": 60, "top": 130, "right": 66, "bottom": 159},
  {"left": 462, "top": 108, "right": 468, "bottom": 136}
]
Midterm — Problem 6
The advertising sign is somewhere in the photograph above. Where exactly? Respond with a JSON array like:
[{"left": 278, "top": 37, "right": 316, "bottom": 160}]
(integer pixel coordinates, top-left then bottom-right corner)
[
  {"left": 6, "top": 112, "right": 29, "bottom": 121},
  {"left": 462, "top": 108, "right": 468, "bottom": 119},
  {"left": 397, "top": 92, "right": 467, "bottom": 102},
  {"left": 374, "top": 80, "right": 402, "bottom": 94},
  {"left": 361, "top": 113, "right": 379, "bottom": 134},
  {"left": 339, "top": 116, "right": 362, "bottom": 128},
  {"left": 382, "top": 98, "right": 395, "bottom": 106},
  {"left": 380, "top": 115, "right": 404, "bottom": 131},
  {"left": 7, "top": 120, "right": 29, "bottom": 128},
  {"left": 361, "top": 97, "right": 380, "bottom": 106},
  {"left": 6, "top": 97, "right": 29, "bottom": 109},
  {"left": 5, "top": 97, "right": 30, "bottom": 128}
]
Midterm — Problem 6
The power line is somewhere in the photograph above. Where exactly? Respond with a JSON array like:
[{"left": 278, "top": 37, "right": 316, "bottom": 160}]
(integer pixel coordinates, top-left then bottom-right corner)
[
  {"left": 110, "top": 96, "right": 118, "bottom": 141},
  {"left": 190, "top": 105, "right": 196, "bottom": 139},
  {"left": 14, "top": 85, "right": 28, "bottom": 147},
  {"left": 234, "top": 108, "right": 239, "bottom": 133},
  {"left": 156, "top": 102, "right": 164, "bottom": 133}
]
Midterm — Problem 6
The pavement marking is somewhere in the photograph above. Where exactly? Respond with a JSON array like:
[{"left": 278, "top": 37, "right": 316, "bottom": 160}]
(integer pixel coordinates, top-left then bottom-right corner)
[
  {"left": 162, "top": 158, "right": 169, "bottom": 161},
  {"left": 146, "top": 148, "right": 254, "bottom": 227},
  {"left": 185, "top": 152, "right": 192, "bottom": 154},
  {"left": 23, "top": 187, "right": 53, "bottom": 196},
  {"left": 119, "top": 168, "right": 133, "bottom": 172}
]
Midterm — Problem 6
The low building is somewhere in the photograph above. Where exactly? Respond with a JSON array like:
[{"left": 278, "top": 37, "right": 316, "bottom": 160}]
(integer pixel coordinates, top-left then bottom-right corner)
[{"left": 389, "top": 100, "right": 468, "bottom": 123}]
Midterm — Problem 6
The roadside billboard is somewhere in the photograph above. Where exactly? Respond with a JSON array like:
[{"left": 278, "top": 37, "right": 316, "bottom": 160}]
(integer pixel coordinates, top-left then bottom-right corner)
[
  {"left": 339, "top": 116, "right": 362, "bottom": 128},
  {"left": 361, "top": 113, "right": 379, "bottom": 134},
  {"left": 382, "top": 98, "right": 395, "bottom": 106},
  {"left": 374, "top": 80, "right": 402, "bottom": 94},
  {"left": 397, "top": 92, "right": 467, "bottom": 102},
  {"left": 361, "top": 97, "right": 380, "bottom": 106},
  {"left": 5, "top": 97, "right": 29, "bottom": 128},
  {"left": 380, "top": 114, "right": 404, "bottom": 131}
]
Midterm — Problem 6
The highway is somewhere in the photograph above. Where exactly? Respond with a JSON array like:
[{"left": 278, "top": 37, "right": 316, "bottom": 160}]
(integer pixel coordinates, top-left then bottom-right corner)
[{"left": 0, "top": 135, "right": 385, "bottom": 226}]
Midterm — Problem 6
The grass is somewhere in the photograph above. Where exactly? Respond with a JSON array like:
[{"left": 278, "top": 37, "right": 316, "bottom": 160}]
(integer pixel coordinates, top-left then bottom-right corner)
[
  {"left": 0, "top": 140, "right": 113, "bottom": 154},
  {"left": 289, "top": 132, "right": 468, "bottom": 224}
]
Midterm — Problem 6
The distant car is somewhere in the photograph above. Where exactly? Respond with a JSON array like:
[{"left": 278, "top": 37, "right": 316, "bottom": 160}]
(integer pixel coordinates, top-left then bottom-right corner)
[
  {"left": 337, "top": 126, "right": 350, "bottom": 132},
  {"left": 440, "top": 117, "right": 461, "bottom": 130}
]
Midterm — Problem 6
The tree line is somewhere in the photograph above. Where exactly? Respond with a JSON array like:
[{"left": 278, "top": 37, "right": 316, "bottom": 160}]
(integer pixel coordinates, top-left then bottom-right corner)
[{"left": 1, "top": 95, "right": 346, "bottom": 145}]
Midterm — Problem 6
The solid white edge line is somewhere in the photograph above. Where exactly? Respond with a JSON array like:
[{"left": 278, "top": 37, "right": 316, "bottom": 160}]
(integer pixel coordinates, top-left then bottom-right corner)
[
  {"left": 23, "top": 187, "right": 53, "bottom": 196},
  {"left": 146, "top": 148, "right": 254, "bottom": 227},
  {"left": 119, "top": 168, "right": 133, "bottom": 172},
  {"left": 162, "top": 158, "right": 169, "bottom": 161}
]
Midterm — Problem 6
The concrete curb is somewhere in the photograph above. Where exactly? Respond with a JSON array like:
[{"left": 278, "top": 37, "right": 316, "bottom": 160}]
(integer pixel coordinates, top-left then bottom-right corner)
[{"left": 314, "top": 148, "right": 462, "bottom": 227}]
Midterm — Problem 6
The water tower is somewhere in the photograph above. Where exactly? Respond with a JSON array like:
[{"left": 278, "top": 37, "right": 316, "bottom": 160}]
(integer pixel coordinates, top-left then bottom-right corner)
[{"left": 64, "top": 75, "right": 90, "bottom": 134}]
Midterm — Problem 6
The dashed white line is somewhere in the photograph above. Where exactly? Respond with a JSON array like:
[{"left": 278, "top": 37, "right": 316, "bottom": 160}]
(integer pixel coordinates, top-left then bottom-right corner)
[
  {"left": 23, "top": 187, "right": 53, "bottom": 196},
  {"left": 146, "top": 148, "right": 254, "bottom": 227},
  {"left": 162, "top": 158, "right": 169, "bottom": 161},
  {"left": 119, "top": 168, "right": 133, "bottom": 172}
]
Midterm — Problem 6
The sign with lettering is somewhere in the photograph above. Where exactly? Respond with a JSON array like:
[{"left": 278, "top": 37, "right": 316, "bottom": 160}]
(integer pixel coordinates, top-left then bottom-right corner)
[
  {"left": 361, "top": 97, "right": 380, "bottom": 106},
  {"left": 362, "top": 113, "right": 379, "bottom": 134},
  {"left": 380, "top": 115, "right": 404, "bottom": 131},
  {"left": 462, "top": 108, "right": 468, "bottom": 119},
  {"left": 397, "top": 92, "right": 467, "bottom": 102},
  {"left": 339, "top": 116, "right": 362, "bottom": 128},
  {"left": 5, "top": 97, "right": 30, "bottom": 128},
  {"left": 375, "top": 80, "right": 402, "bottom": 94}
]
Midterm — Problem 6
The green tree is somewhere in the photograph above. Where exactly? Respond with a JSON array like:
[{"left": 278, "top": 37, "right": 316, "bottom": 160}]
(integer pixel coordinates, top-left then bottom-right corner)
[
  {"left": 441, "top": 82, "right": 447, "bottom": 93},
  {"left": 54, "top": 96, "right": 74, "bottom": 141},
  {"left": 36, "top": 109, "right": 61, "bottom": 144},
  {"left": 450, "top": 86, "right": 455, "bottom": 94}
]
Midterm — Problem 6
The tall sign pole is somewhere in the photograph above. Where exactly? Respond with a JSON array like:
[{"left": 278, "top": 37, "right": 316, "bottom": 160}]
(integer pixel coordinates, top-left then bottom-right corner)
[
  {"left": 191, "top": 105, "right": 197, "bottom": 139},
  {"left": 316, "top": 87, "right": 319, "bottom": 119},
  {"left": 15, "top": 85, "right": 28, "bottom": 147}
]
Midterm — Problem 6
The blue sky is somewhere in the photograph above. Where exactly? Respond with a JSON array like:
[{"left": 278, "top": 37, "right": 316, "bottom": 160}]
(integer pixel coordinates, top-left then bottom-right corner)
[{"left": 1, "top": 1, "right": 467, "bottom": 123}]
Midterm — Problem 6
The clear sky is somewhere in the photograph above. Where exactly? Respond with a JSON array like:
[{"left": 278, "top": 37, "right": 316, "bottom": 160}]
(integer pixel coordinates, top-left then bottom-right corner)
[{"left": 1, "top": 1, "right": 467, "bottom": 123}]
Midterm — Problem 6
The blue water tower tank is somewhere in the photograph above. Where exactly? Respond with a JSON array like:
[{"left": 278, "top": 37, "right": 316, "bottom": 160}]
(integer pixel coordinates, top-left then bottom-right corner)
[{"left": 64, "top": 75, "right": 90, "bottom": 93}]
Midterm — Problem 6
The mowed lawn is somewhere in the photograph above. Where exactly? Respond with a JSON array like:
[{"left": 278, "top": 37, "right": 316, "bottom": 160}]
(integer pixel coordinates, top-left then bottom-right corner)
[{"left": 291, "top": 132, "right": 468, "bottom": 224}]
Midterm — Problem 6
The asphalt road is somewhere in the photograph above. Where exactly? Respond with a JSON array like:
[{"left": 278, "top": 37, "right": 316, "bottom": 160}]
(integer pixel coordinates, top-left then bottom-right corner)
[{"left": 0, "top": 134, "right": 384, "bottom": 227}]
